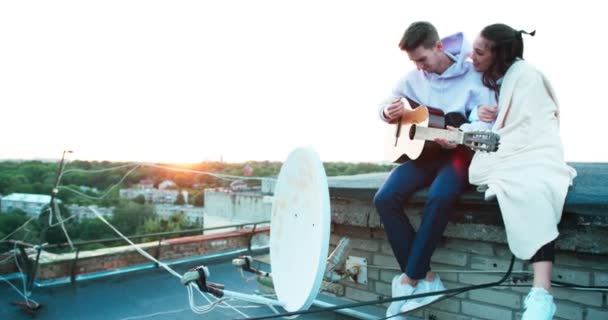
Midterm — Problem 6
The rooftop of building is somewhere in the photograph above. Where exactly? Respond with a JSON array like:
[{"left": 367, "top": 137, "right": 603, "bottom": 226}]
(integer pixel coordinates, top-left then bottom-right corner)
[
  {"left": 2, "top": 162, "right": 607, "bottom": 320},
  {"left": 1, "top": 249, "right": 382, "bottom": 320},
  {"left": 4, "top": 254, "right": 255, "bottom": 320},
  {"left": 1, "top": 193, "right": 54, "bottom": 203}
]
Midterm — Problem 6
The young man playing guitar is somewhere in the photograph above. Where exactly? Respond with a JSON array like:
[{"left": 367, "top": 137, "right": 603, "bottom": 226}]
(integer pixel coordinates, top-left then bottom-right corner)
[{"left": 374, "top": 21, "right": 496, "bottom": 317}]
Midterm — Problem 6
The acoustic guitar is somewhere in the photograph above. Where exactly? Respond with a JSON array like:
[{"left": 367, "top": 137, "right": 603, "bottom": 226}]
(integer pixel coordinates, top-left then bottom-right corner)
[{"left": 384, "top": 98, "right": 500, "bottom": 163}]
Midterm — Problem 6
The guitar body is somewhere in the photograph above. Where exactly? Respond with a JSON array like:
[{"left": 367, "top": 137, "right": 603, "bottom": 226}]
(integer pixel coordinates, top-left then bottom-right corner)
[{"left": 384, "top": 102, "right": 447, "bottom": 163}]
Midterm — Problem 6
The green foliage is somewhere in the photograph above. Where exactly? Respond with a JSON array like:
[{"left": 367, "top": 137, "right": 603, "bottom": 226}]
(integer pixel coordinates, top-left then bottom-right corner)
[
  {"left": 175, "top": 192, "right": 185, "bottom": 205},
  {"left": 133, "top": 194, "right": 146, "bottom": 205},
  {"left": 192, "top": 192, "right": 204, "bottom": 207},
  {"left": 1, "top": 159, "right": 392, "bottom": 198},
  {"left": 58, "top": 184, "right": 98, "bottom": 206},
  {"left": 323, "top": 162, "right": 394, "bottom": 176},
  {"left": 140, "top": 212, "right": 195, "bottom": 242},
  {"left": 38, "top": 205, "right": 79, "bottom": 245},
  {"left": 44, "top": 224, "right": 77, "bottom": 245},
  {"left": 5, "top": 208, "right": 28, "bottom": 217},
  {"left": 78, "top": 218, "right": 116, "bottom": 240},
  {"left": 0, "top": 210, "right": 30, "bottom": 237},
  {"left": 141, "top": 218, "right": 162, "bottom": 235},
  {"left": 0, "top": 161, "right": 55, "bottom": 195},
  {"left": 111, "top": 202, "right": 155, "bottom": 235},
  {"left": 99, "top": 187, "right": 120, "bottom": 207},
  {"left": 0, "top": 210, "right": 40, "bottom": 252},
  {"left": 0, "top": 158, "right": 393, "bottom": 247}
]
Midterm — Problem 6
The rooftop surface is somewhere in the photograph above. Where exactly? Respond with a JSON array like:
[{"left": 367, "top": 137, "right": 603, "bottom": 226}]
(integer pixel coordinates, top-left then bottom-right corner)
[{"left": 1, "top": 252, "right": 362, "bottom": 320}]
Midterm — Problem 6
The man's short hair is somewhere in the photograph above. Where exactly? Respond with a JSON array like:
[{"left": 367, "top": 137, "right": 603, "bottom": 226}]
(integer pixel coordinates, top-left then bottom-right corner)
[{"left": 398, "top": 21, "right": 440, "bottom": 52}]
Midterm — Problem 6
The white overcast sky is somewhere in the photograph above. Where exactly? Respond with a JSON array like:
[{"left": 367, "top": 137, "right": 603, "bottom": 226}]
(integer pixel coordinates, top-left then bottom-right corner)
[{"left": 1, "top": 1, "right": 606, "bottom": 163}]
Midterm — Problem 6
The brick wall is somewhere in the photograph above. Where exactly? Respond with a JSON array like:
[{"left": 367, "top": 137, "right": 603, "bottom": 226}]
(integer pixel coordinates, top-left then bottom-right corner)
[
  {"left": 2, "top": 228, "right": 269, "bottom": 283},
  {"left": 327, "top": 198, "right": 608, "bottom": 320},
  {"left": 0, "top": 253, "right": 16, "bottom": 274}
]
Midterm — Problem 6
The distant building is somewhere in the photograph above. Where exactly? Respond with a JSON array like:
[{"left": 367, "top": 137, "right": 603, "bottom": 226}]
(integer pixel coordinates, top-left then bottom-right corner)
[
  {"left": 78, "top": 186, "right": 99, "bottom": 193},
  {"left": 0, "top": 193, "right": 58, "bottom": 217},
  {"left": 119, "top": 188, "right": 184, "bottom": 204},
  {"left": 136, "top": 178, "right": 155, "bottom": 189},
  {"left": 120, "top": 178, "right": 188, "bottom": 205},
  {"left": 230, "top": 180, "right": 248, "bottom": 191},
  {"left": 158, "top": 180, "right": 177, "bottom": 190},
  {"left": 154, "top": 204, "right": 204, "bottom": 223},
  {"left": 204, "top": 188, "right": 271, "bottom": 223},
  {"left": 66, "top": 204, "right": 114, "bottom": 220},
  {"left": 261, "top": 177, "right": 276, "bottom": 195}
]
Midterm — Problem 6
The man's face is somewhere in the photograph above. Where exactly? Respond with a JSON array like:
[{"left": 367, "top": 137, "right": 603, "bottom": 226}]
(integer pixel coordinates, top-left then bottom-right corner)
[
  {"left": 471, "top": 36, "right": 494, "bottom": 72},
  {"left": 406, "top": 42, "right": 441, "bottom": 73}
]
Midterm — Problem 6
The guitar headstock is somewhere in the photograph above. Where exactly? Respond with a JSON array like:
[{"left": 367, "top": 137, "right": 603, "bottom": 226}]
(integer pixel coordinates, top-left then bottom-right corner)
[{"left": 463, "top": 130, "right": 500, "bottom": 152}]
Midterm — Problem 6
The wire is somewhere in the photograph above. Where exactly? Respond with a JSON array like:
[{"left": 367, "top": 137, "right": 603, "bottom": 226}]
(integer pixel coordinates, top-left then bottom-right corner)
[
  {"left": 0, "top": 252, "right": 16, "bottom": 265},
  {"left": 87, "top": 207, "right": 270, "bottom": 317},
  {"left": 0, "top": 215, "right": 40, "bottom": 242},
  {"left": 233, "top": 256, "right": 516, "bottom": 320},
  {"left": 52, "top": 201, "right": 74, "bottom": 250},
  {"left": 2, "top": 243, "right": 40, "bottom": 307},
  {"left": 2, "top": 159, "right": 278, "bottom": 318},
  {"left": 58, "top": 164, "right": 141, "bottom": 201},
  {"left": 3, "top": 159, "right": 271, "bottom": 249},
  {"left": 91, "top": 208, "right": 228, "bottom": 315},
  {"left": 0, "top": 274, "right": 37, "bottom": 304},
  {"left": 48, "top": 212, "right": 78, "bottom": 227},
  {"left": 59, "top": 161, "right": 276, "bottom": 186},
  {"left": 119, "top": 307, "right": 191, "bottom": 320},
  {"left": 136, "top": 162, "right": 276, "bottom": 182},
  {"left": 88, "top": 207, "right": 182, "bottom": 279},
  {"left": 60, "top": 163, "right": 139, "bottom": 178}
]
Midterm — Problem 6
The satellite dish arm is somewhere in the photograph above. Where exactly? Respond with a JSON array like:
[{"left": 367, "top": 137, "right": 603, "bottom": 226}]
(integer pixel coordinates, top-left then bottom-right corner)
[
  {"left": 181, "top": 264, "right": 285, "bottom": 306},
  {"left": 233, "top": 255, "right": 271, "bottom": 278},
  {"left": 181, "top": 266, "right": 224, "bottom": 298}
]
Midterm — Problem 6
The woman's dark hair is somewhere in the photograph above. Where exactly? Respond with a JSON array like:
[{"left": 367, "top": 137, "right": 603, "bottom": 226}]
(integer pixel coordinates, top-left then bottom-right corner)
[{"left": 480, "top": 23, "right": 535, "bottom": 91}]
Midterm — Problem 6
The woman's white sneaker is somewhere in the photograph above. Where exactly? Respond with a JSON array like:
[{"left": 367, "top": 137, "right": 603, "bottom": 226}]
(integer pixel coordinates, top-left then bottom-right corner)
[
  {"left": 522, "top": 287, "right": 556, "bottom": 320},
  {"left": 386, "top": 274, "right": 416, "bottom": 318},
  {"left": 399, "top": 275, "right": 446, "bottom": 313}
]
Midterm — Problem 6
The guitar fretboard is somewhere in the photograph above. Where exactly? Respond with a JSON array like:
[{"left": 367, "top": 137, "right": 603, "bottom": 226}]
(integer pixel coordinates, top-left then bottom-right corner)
[{"left": 412, "top": 126, "right": 464, "bottom": 144}]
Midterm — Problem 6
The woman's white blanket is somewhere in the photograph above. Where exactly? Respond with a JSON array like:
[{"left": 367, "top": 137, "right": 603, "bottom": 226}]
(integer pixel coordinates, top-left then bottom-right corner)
[{"left": 469, "top": 61, "right": 577, "bottom": 259}]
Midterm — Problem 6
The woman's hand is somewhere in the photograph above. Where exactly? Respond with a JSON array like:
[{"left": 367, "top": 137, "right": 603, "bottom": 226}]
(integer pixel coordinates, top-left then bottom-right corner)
[{"left": 478, "top": 105, "right": 498, "bottom": 122}]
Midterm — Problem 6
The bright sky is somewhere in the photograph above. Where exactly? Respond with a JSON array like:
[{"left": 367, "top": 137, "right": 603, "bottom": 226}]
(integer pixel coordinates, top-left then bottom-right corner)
[{"left": 1, "top": 1, "right": 606, "bottom": 164}]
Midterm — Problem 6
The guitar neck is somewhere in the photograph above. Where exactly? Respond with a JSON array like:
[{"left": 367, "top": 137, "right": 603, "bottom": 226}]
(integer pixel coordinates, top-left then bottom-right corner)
[{"left": 412, "top": 126, "right": 464, "bottom": 144}]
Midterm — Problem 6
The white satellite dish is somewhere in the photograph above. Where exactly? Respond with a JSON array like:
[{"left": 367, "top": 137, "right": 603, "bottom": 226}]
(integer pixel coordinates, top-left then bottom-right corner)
[
  {"left": 270, "top": 147, "right": 331, "bottom": 312},
  {"left": 180, "top": 147, "right": 331, "bottom": 314}
]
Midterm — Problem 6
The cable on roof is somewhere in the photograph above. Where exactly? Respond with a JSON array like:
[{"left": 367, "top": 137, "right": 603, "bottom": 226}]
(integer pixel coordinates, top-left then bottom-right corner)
[{"left": 235, "top": 255, "right": 515, "bottom": 320}]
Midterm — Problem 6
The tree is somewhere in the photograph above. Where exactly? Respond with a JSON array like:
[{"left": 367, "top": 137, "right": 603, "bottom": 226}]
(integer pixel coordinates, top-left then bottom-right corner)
[
  {"left": 111, "top": 202, "right": 155, "bottom": 235},
  {"left": 0, "top": 210, "right": 31, "bottom": 238},
  {"left": 38, "top": 205, "right": 77, "bottom": 245},
  {"left": 78, "top": 218, "right": 115, "bottom": 240},
  {"left": 192, "top": 192, "right": 204, "bottom": 207},
  {"left": 133, "top": 194, "right": 146, "bottom": 205},
  {"left": 141, "top": 218, "right": 162, "bottom": 235},
  {"left": 175, "top": 192, "right": 185, "bottom": 205},
  {"left": 99, "top": 187, "right": 120, "bottom": 207}
]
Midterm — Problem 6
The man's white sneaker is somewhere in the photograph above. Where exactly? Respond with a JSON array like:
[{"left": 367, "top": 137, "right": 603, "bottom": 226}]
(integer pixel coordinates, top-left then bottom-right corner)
[
  {"left": 386, "top": 274, "right": 416, "bottom": 319},
  {"left": 522, "top": 287, "right": 556, "bottom": 320},
  {"left": 399, "top": 275, "right": 446, "bottom": 313}
]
